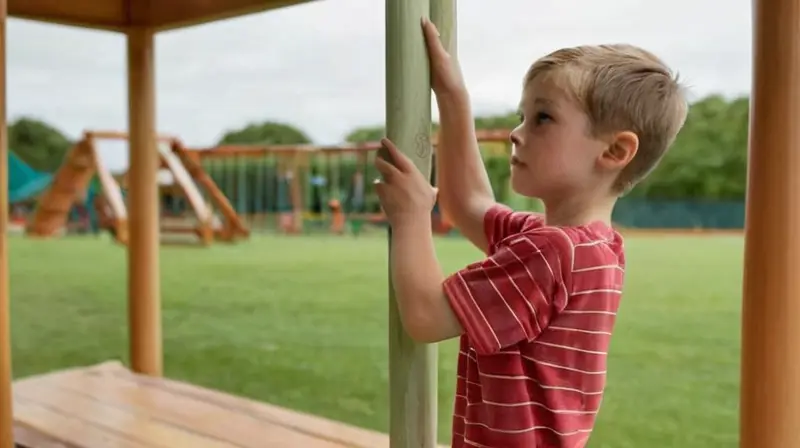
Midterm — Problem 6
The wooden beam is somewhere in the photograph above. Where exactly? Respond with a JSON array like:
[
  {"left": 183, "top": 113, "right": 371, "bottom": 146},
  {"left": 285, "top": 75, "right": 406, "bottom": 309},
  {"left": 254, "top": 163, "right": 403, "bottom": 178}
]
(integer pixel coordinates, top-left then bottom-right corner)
[
  {"left": 9, "top": 0, "right": 126, "bottom": 31},
  {"left": 740, "top": 0, "right": 800, "bottom": 446},
  {"left": 0, "top": 0, "right": 11, "bottom": 445},
  {"left": 385, "top": 0, "right": 437, "bottom": 446},
  {"left": 127, "top": 27, "right": 162, "bottom": 376},
  {"left": 148, "top": 0, "right": 316, "bottom": 31}
]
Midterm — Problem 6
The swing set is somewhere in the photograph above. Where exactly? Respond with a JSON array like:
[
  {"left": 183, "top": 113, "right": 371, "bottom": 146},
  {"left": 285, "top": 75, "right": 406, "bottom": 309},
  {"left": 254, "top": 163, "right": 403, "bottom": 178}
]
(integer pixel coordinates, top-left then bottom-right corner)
[{"left": 185, "top": 128, "right": 512, "bottom": 235}]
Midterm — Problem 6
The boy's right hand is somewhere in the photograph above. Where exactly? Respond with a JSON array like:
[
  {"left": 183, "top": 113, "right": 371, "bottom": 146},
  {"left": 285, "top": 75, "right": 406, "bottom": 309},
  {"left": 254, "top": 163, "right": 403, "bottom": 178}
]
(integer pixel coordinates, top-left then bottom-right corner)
[{"left": 422, "top": 16, "right": 467, "bottom": 97}]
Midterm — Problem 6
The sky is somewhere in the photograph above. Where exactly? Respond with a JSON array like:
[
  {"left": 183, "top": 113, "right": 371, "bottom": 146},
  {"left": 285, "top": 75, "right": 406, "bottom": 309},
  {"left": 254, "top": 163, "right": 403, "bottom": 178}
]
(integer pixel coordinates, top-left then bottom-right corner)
[{"left": 8, "top": 0, "right": 751, "bottom": 170}]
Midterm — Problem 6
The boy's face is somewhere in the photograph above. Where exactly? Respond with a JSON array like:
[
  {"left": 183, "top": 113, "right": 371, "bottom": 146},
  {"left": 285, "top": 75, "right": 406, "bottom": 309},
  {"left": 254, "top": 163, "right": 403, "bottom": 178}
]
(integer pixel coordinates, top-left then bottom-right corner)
[{"left": 509, "top": 75, "right": 610, "bottom": 201}]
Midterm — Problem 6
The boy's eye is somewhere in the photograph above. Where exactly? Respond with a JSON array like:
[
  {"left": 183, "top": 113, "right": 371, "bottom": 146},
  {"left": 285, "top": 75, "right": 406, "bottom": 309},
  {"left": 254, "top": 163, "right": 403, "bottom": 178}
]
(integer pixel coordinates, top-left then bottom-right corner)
[
  {"left": 535, "top": 112, "right": 552, "bottom": 124},
  {"left": 517, "top": 111, "right": 525, "bottom": 123}
]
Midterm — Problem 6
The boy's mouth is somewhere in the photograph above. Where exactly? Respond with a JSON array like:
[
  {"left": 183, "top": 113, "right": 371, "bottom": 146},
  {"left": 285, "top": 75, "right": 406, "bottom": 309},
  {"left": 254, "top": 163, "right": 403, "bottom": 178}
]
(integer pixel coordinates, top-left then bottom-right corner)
[{"left": 510, "top": 155, "right": 525, "bottom": 167}]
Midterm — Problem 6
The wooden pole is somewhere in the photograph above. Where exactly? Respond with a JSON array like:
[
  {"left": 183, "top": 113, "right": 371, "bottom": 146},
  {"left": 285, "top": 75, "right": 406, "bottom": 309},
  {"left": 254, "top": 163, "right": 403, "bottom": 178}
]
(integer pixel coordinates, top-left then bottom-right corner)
[
  {"left": 740, "top": 0, "right": 800, "bottom": 446},
  {"left": 0, "top": 0, "right": 12, "bottom": 445},
  {"left": 127, "top": 27, "right": 162, "bottom": 376},
  {"left": 430, "top": 0, "right": 456, "bottom": 55},
  {"left": 385, "top": 0, "right": 436, "bottom": 446}
]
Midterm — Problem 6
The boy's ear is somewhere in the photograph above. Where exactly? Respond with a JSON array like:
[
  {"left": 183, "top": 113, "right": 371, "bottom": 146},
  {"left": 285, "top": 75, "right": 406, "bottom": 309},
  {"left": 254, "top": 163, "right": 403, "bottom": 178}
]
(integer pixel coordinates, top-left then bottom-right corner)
[{"left": 599, "top": 131, "right": 638, "bottom": 170}]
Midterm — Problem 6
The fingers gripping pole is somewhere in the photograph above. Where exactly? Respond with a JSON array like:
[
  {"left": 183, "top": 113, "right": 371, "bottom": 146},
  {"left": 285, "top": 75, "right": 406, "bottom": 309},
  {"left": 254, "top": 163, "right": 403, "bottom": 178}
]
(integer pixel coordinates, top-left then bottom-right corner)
[{"left": 385, "top": 0, "right": 436, "bottom": 446}]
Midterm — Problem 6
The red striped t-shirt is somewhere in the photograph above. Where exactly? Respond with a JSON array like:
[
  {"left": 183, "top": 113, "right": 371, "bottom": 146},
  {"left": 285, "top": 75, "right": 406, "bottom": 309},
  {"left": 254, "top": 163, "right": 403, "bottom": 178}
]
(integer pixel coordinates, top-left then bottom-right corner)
[{"left": 443, "top": 204, "right": 625, "bottom": 447}]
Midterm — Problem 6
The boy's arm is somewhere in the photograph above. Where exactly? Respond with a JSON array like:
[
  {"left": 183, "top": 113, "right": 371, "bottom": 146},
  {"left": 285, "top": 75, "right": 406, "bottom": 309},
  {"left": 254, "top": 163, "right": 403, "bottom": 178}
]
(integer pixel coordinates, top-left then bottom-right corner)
[
  {"left": 390, "top": 219, "right": 572, "bottom": 350},
  {"left": 422, "top": 19, "right": 496, "bottom": 253},
  {"left": 435, "top": 91, "right": 496, "bottom": 254},
  {"left": 390, "top": 220, "right": 463, "bottom": 343}
]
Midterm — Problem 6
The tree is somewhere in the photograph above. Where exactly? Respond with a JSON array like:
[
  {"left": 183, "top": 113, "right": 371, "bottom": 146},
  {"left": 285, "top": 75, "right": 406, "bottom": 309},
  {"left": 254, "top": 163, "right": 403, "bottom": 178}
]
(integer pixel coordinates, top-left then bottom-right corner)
[
  {"left": 344, "top": 94, "right": 753, "bottom": 202},
  {"left": 9, "top": 117, "right": 73, "bottom": 172},
  {"left": 217, "top": 121, "right": 312, "bottom": 145},
  {"left": 633, "top": 95, "right": 749, "bottom": 200},
  {"left": 343, "top": 114, "right": 521, "bottom": 144},
  {"left": 344, "top": 125, "right": 385, "bottom": 144}
]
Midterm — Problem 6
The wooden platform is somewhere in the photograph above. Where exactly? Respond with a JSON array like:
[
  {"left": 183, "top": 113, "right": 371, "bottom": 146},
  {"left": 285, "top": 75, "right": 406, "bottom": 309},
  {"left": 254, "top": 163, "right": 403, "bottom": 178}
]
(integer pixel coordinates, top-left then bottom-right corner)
[{"left": 11, "top": 361, "right": 395, "bottom": 448}]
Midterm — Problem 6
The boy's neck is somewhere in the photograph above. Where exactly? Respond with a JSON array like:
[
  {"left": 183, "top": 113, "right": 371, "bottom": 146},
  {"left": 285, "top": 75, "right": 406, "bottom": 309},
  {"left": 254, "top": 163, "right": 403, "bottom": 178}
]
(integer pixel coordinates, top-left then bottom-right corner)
[{"left": 541, "top": 194, "right": 617, "bottom": 228}]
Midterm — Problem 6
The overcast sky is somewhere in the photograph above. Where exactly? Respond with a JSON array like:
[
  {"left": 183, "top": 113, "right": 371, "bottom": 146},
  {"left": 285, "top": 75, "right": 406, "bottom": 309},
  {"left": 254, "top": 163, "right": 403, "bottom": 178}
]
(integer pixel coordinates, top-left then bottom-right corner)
[{"left": 8, "top": 0, "right": 751, "bottom": 169}]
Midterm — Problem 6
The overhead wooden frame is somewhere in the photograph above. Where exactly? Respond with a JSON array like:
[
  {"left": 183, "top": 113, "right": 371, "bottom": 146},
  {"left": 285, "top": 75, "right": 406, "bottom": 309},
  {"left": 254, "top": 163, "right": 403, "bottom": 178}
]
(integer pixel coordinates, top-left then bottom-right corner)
[{"left": 8, "top": 0, "right": 318, "bottom": 32}]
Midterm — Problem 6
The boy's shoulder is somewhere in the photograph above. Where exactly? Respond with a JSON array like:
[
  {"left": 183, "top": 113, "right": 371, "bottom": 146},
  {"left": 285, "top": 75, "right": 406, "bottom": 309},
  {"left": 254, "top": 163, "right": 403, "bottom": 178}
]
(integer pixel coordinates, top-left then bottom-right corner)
[{"left": 486, "top": 204, "right": 624, "bottom": 265}]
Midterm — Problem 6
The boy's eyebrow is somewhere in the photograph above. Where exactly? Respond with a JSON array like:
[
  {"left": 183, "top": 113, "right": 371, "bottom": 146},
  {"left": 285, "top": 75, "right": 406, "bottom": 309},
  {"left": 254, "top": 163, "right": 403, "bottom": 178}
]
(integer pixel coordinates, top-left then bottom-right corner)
[{"left": 517, "top": 96, "right": 556, "bottom": 114}]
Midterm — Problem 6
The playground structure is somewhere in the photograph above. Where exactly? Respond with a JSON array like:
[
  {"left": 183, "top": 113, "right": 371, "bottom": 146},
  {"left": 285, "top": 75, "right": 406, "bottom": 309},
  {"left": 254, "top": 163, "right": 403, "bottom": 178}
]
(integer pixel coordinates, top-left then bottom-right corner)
[
  {"left": 7, "top": 151, "right": 52, "bottom": 229},
  {"left": 0, "top": 1, "right": 796, "bottom": 448},
  {"left": 26, "top": 130, "right": 249, "bottom": 246},
  {"left": 186, "top": 128, "right": 512, "bottom": 235}
]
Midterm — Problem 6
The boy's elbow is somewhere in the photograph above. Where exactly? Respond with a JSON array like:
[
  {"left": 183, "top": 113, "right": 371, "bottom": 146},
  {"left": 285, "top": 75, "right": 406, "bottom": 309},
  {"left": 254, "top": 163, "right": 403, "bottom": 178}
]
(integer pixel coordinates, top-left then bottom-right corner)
[
  {"left": 401, "top": 303, "right": 464, "bottom": 344},
  {"left": 404, "top": 320, "right": 442, "bottom": 344}
]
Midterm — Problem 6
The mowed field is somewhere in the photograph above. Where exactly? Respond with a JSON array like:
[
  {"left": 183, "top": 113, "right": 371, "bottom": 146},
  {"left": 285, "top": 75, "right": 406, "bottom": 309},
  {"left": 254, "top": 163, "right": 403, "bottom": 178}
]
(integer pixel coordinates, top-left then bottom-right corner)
[{"left": 7, "top": 233, "right": 743, "bottom": 447}]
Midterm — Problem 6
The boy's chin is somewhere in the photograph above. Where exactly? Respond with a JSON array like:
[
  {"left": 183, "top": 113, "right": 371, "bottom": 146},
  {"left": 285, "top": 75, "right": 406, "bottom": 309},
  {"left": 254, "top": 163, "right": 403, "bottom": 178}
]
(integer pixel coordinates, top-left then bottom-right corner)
[{"left": 510, "top": 178, "right": 543, "bottom": 200}]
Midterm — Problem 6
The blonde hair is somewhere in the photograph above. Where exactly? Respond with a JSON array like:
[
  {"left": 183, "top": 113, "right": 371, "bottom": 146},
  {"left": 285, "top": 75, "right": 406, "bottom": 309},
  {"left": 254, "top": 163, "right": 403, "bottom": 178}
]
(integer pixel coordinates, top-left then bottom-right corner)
[{"left": 525, "top": 44, "right": 688, "bottom": 192}]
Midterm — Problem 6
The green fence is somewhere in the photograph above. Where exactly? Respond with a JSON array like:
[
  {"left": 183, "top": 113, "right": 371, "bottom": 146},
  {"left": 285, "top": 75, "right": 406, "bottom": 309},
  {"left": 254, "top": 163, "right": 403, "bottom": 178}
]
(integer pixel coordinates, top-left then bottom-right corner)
[
  {"left": 193, "top": 153, "right": 746, "bottom": 231},
  {"left": 612, "top": 199, "right": 745, "bottom": 229}
]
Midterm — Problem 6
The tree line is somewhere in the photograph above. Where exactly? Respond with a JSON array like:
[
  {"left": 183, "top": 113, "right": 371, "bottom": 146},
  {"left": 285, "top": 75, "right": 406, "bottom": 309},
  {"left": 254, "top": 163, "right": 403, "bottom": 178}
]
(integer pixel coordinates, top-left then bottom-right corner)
[{"left": 9, "top": 93, "right": 748, "bottom": 201}]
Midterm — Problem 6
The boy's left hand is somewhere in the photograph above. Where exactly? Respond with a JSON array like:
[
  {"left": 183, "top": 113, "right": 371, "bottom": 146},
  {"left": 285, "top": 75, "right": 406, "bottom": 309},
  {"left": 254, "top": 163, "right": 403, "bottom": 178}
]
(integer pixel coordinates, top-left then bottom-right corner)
[{"left": 374, "top": 138, "right": 438, "bottom": 227}]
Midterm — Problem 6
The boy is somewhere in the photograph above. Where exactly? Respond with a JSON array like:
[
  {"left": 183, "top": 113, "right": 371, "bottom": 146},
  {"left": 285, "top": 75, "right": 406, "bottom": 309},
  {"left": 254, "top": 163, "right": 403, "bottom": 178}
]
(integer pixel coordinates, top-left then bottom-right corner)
[{"left": 373, "top": 17, "right": 687, "bottom": 448}]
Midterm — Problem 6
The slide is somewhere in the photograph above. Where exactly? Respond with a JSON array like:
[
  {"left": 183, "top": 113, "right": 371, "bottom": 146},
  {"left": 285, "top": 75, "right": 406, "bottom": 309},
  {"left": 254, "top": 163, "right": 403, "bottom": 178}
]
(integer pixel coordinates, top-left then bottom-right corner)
[
  {"left": 9, "top": 151, "right": 53, "bottom": 204},
  {"left": 158, "top": 143, "right": 211, "bottom": 223},
  {"left": 26, "top": 140, "right": 127, "bottom": 243}
]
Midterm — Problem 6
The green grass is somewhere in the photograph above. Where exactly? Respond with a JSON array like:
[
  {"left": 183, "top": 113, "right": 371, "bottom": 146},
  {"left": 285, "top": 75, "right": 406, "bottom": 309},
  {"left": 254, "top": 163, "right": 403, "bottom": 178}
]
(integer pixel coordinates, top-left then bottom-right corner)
[{"left": 8, "top": 233, "right": 742, "bottom": 447}]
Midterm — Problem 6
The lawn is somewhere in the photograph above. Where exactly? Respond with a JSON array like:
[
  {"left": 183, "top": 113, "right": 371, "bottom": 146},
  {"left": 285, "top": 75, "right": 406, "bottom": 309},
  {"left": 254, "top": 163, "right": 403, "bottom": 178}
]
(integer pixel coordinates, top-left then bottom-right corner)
[{"left": 7, "top": 233, "right": 743, "bottom": 447}]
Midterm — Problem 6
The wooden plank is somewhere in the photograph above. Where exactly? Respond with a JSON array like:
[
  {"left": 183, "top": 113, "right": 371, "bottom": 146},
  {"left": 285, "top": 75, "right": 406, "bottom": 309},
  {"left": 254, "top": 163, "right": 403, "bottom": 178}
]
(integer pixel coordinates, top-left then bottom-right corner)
[
  {"left": 89, "top": 140, "right": 128, "bottom": 220},
  {"left": 172, "top": 142, "right": 249, "bottom": 239},
  {"left": 26, "top": 142, "right": 96, "bottom": 238},
  {"left": 157, "top": 144, "right": 211, "bottom": 223},
  {"left": 12, "top": 363, "right": 451, "bottom": 448},
  {"left": 15, "top": 385, "right": 242, "bottom": 448},
  {"left": 13, "top": 399, "right": 147, "bottom": 448},
  {"left": 8, "top": 0, "right": 126, "bottom": 31},
  {"left": 148, "top": 0, "right": 316, "bottom": 31},
  {"left": 13, "top": 423, "right": 75, "bottom": 448},
  {"left": 16, "top": 368, "right": 346, "bottom": 448},
  {"left": 93, "top": 362, "right": 394, "bottom": 447}
]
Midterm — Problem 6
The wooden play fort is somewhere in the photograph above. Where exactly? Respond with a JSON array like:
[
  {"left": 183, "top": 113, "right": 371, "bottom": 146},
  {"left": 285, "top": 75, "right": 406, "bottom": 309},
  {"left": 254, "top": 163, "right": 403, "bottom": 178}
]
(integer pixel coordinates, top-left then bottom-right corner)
[{"left": 26, "top": 130, "right": 249, "bottom": 246}]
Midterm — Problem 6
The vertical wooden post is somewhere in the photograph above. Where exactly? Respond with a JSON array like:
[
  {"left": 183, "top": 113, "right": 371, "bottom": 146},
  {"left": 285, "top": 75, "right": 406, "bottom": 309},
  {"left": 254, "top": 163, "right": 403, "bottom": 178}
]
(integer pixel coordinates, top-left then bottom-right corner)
[
  {"left": 740, "top": 0, "right": 800, "bottom": 446},
  {"left": 0, "top": 1, "right": 12, "bottom": 445},
  {"left": 430, "top": 0, "right": 456, "bottom": 55},
  {"left": 127, "top": 27, "right": 162, "bottom": 376},
  {"left": 385, "top": 0, "right": 436, "bottom": 446}
]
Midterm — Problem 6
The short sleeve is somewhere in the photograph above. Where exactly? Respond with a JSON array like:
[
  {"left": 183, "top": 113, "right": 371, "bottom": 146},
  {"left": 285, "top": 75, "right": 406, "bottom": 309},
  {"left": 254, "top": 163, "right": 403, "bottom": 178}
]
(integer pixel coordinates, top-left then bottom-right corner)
[
  {"left": 443, "top": 231, "right": 570, "bottom": 355},
  {"left": 484, "top": 204, "right": 544, "bottom": 252}
]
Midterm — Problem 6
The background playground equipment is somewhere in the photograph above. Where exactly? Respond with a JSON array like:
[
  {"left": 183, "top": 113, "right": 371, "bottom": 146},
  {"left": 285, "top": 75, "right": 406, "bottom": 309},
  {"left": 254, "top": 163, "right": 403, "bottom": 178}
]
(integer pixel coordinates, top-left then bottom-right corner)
[
  {"left": 8, "top": 151, "right": 52, "bottom": 209},
  {"left": 185, "top": 128, "right": 513, "bottom": 235},
  {"left": 26, "top": 130, "right": 248, "bottom": 246},
  {"left": 7, "top": 151, "right": 53, "bottom": 229}
]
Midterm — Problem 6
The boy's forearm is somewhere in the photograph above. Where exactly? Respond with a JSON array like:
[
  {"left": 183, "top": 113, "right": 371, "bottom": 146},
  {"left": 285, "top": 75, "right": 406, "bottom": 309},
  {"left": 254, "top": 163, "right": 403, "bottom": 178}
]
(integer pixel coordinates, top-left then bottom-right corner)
[
  {"left": 390, "top": 219, "right": 463, "bottom": 343},
  {"left": 435, "top": 92, "right": 495, "bottom": 224}
]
